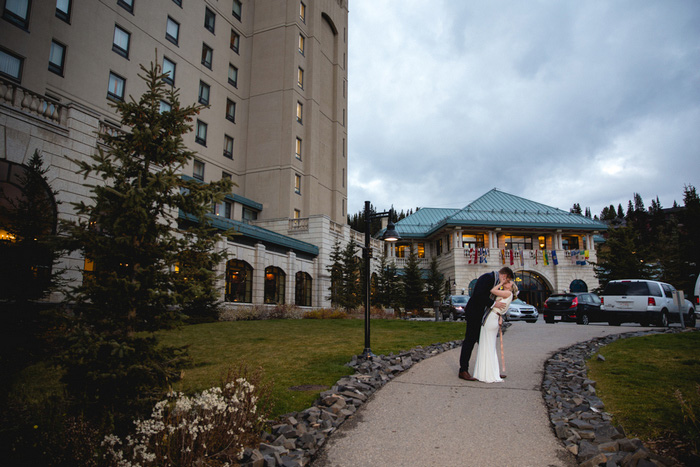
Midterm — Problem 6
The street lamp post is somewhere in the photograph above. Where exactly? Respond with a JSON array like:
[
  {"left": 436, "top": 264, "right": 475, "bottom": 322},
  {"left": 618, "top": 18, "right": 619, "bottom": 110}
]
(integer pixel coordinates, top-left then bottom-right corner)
[{"left": 362, "top": 200, "right": 400, "bottom": 359}]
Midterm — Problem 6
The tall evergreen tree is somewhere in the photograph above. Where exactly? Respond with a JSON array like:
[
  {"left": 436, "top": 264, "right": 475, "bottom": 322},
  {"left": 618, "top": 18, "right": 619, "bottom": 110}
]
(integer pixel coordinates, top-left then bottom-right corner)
[
  {"left": 424, "top": 257, "right": 444, "bottom": 306},
  {"left": 326, "top": 240, "right": 343, "bottom": 306},
  {"left": 59, "top": 59, "right": 233, "bottom": 429},
  {"left": 375, "top": 253, "right": 401, "bottom": 310},
  {"left": 402, "top": 245, "right": 425, "bottom": 312},
  {"left": 339, "top": 240, "right": 362, "bottom": 310}
]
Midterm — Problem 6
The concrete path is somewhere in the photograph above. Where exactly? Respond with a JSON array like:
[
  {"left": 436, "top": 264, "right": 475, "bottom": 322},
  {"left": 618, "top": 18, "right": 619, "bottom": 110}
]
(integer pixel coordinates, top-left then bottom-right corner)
[{"left": 314, "top": 320, "right": 646, "bottom": 467}]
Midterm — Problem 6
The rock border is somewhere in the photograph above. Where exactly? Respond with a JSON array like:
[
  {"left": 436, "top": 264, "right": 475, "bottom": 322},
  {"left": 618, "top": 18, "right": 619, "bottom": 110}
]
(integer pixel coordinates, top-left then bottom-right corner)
[{"left": 542, "top": 327, "right": 697, "bottom": 467}]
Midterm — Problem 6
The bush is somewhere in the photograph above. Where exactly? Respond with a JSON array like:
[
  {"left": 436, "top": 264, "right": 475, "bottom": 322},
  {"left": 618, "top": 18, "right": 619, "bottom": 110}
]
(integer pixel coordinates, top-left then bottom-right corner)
[
  {"left": 302, "top": 308, "right": 348, "bottom": 319},
  {"left": 218, "top": 304, "right": 305, "bottom": 321},
  {"left": 102, "top": 367, "right": 272, "bottom": 466}
]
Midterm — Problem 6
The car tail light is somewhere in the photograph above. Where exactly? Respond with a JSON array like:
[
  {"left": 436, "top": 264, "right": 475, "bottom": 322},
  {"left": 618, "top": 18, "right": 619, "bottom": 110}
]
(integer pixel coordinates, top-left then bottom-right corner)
[
  {"left": 569, "top": 297, "right": 578, "bottom": 309},
  {"left": 543, "top": 301, "right": 550, "bottom": 309},
  {"left": 648, "top": 297, "right": 656, "bottom": 306},
  {"left": 600, "top": 297, "right": 605, "bottom": 305}
]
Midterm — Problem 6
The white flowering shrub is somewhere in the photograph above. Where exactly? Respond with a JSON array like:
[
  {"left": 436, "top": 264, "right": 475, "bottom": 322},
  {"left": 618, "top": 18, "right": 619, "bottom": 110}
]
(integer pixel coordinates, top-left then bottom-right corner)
[{"left": 102, "top": 369, "right": 271, "bottom": 466}]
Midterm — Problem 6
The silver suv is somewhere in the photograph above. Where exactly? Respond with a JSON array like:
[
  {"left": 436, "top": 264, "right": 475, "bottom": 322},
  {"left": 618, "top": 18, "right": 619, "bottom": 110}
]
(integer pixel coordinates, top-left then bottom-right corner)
[{"left": 600, "top": 279, "right": 696, "bottom": 327}]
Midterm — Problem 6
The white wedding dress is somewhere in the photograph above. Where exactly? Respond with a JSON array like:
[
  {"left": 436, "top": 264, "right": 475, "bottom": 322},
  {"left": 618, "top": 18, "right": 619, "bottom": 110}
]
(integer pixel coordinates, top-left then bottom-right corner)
[{"left": 473, "top": 293, "right": 512, "bottom": 383}]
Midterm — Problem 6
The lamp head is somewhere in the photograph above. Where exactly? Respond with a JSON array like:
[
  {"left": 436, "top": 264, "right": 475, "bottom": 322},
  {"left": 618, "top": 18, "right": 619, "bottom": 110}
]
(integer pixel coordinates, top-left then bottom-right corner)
[{"left": 382, "top": 219, "right": 401, "bottom": 242}]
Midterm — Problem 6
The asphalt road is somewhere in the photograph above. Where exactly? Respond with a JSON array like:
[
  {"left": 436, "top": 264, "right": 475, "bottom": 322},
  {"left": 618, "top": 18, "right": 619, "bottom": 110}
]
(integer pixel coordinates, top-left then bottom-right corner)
[{"left": 314, "top": 320, "right": 650, "bottom": 467}]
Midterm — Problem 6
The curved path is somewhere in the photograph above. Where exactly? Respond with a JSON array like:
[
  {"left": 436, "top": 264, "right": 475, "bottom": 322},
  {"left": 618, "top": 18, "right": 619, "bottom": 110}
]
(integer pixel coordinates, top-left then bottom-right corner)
[{"left": 314, "top": 320, "right": 646, "bottom": 467}]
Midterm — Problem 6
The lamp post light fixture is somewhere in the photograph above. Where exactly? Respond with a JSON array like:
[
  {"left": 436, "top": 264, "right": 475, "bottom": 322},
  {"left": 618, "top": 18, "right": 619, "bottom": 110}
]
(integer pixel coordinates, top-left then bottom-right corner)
[{"left": 362, "top": 200, "right": 400, "bottom": 359}]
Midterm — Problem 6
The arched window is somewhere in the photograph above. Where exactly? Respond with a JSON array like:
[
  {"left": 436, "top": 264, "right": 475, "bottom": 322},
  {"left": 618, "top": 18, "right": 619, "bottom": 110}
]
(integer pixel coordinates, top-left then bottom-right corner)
[
  {"left": 225, "top": 259, "right": 252, "bottom": 302},
  {"left": 468, "top": 279, "right": 478, "bottom": 296},
  {"left": 513, "top": 271, "right": 552, "bottom": 310},
  {"left": 295, "top": 271, "right": 312, "bottom": 307},
  {"left": 264, "top": 266, "right": 286, "bottom": 304},
  {"left": 570, "top": 279, "right": 588, "bottom": 293}
]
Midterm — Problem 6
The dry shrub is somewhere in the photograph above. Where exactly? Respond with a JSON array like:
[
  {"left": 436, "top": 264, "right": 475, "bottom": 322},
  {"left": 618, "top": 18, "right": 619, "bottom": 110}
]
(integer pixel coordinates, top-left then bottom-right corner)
[
  {"left": 302, "top": 308, "right": 349, "bottom": 319},
  {"left": 218, "top": 304, "right": 305, "bottom": 321},
  {"left": 102, "top": 366, "right": 272, "bottom": 466}
]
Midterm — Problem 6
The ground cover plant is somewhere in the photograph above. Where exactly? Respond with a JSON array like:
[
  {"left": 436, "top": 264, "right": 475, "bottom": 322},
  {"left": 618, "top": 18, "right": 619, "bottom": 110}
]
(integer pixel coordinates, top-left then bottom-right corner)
[{"left": 587, "top": 331, "right": 700, "bottom": 464}]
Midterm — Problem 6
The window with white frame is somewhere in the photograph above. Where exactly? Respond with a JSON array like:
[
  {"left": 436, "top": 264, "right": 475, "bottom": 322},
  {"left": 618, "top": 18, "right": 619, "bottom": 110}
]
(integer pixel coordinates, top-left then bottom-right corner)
[
  {"left": 299, "top": 1, "right": 306, "bottom": 22},
  {"left": 223, "top": 135, "right": 234, "bottom": 159},
  {"left": 107, "top": 72, "right": 125, "bottom": 101},
  {"left": 228, "top": 63, "right": 238, "bottom": 87},
  {"left": 195, "top": 120, "right": 207, "bottom": 146},
  {"left": 294, "top": 174, "right": 301, "bottom": 194},
  {"left": 3, "top": 0, "right": 31, "bottom": 29},
  {"left": 201, "top": 43, "right": 213, "bottom": 69},
  {"left": 159, "top": 100, "right": 171, "bottom": 113},
  {"left": 232, "top": 0, "right": 241, "bottom": 20},
  {"left": 166, "top": 17, "right": 180, "bottom": 45},
  {"left": 162, "top": 57, "right": 175, "bottom": 85},
  {"left": 226, "top": 99, "right": 236, "bottom": 122},
  {"left": 0, "top": 49, "right": 23, "bottom": 81},
  {"left": 198, "top": 81, "right": 210, "bottom": 105},
  {"left": 113, "top": 25, "right": 131, "bottom": 58},
  {"left": 298, "top": 34, "right": 305, "bottom": 55},
  {"left": 56, "top": 0, "right": 71, "bottom": 23},
  {"left": 204, "top": 7, "right": 215, "bottom": 33},
  {"left": 296, "top": 102, "right": 303, "bottom": 123},
  {"left": 297, "top": 67, "right": 304, "bottom": 89}
]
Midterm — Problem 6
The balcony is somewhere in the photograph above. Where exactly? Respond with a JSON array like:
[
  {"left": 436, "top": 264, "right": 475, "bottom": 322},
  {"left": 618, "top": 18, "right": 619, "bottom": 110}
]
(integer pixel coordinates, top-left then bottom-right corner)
[{"left": 0, "top": 78, "right": 64, "bottom": 125}]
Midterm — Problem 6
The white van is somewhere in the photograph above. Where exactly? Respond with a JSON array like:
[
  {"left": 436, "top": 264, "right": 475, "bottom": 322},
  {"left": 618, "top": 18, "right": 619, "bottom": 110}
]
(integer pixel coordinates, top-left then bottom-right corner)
[{"left": 600, "top": 279, "right": 696, "bottom": 327}]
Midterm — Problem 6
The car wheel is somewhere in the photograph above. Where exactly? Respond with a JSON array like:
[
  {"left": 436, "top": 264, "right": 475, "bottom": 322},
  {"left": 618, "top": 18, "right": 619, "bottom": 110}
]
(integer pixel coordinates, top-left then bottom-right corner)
[
  {"left": 657, "top": 310, "right": 669, "bottom": 327},
  {"left": 577, "top": 314, "right": 590, "bottom": 325},
  {"left": 451, "top": 311, "right": 456, "bottom": 321},
  {"left": 686, "top": 310, "right": 696, "bottom": 328}
]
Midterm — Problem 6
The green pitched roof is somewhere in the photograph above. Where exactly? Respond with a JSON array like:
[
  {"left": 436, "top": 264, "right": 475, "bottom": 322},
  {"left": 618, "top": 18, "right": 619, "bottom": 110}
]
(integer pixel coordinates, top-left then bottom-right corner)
[{"left": 392, "top": 188, "right": 607, "bottom": 238}]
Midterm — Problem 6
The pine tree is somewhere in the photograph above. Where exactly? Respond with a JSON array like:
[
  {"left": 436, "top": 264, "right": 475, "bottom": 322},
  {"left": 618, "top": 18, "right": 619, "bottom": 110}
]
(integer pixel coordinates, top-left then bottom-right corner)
[
  {"left": 402, "top": 245, "right": 425, "bottom": 312},
  {"left": 326, "top": 240, "right": 343, "bottom": 305},
  {"left": 424, "top": 257, "right": 444, "bottom": 306},
  {"left": 375, "top": 253, "right": 400, "bottom": 309},
  {"left": 339, "top": 240, "right": 362, "bottom": 310},
  {"left": 59, "top": 59, "right": 233, "bottom": 429}
]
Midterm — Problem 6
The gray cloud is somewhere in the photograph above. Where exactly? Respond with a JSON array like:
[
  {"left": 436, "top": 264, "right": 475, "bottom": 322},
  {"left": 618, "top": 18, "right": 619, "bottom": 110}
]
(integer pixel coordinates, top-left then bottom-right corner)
[{"left": 347, "top": 0, "right": 700, "bottom": 217}]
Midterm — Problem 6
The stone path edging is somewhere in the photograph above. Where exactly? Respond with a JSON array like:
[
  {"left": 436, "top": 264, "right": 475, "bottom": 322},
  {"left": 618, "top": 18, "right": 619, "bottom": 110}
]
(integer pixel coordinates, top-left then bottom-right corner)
[{"left": 543, "top": 327, "right": 696, "bottom": 467}]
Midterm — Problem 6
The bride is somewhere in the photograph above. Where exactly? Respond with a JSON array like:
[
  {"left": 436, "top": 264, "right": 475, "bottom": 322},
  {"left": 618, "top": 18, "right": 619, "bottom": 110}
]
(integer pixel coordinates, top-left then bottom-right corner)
[{"left": 473, "top": 279, "right": 516, "bottom": 383}]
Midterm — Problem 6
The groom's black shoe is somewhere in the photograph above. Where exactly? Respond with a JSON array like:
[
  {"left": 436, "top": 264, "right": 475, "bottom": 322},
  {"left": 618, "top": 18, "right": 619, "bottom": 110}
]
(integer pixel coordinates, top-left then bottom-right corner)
[
  {"left": 459, "top": 371, "right": 477, "bottom": 381},
  {"left": 500, "top": 374, "right": 507, "bottom": 379}
]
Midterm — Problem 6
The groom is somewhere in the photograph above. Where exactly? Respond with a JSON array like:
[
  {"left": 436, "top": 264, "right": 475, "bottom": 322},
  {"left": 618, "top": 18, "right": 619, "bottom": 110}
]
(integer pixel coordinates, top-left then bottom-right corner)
[{"left": 458, "top": 267, "right": 514, "bottom": 381}]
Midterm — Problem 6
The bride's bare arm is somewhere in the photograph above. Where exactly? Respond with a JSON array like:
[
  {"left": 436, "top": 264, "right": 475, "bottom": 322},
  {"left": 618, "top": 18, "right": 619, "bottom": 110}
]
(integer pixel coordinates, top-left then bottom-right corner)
[{"left": 490, "top": 285, "right": 511, "bottom": 298}]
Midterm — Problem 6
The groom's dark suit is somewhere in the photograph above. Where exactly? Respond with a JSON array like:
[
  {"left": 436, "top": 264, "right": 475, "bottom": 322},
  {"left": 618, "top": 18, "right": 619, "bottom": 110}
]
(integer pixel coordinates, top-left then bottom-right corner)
[{"left": 459, "top": 271, "right": 499, "bottom": 374}]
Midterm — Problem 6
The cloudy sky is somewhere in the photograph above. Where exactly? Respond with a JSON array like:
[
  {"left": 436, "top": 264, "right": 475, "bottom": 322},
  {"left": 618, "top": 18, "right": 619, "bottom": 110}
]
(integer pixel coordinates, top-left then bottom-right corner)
[{"left": 346, "top": 0, "right": 700, "bottom": 219}]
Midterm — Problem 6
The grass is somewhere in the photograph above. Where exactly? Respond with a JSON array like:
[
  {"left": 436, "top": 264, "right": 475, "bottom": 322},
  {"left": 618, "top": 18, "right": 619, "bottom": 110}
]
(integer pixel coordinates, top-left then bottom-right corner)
[
  {"left": 587, "top": 331, "right": 700, "bottom": 459},
  {"left": 157, "top": 319, "right": 465, "bottom": 417}
]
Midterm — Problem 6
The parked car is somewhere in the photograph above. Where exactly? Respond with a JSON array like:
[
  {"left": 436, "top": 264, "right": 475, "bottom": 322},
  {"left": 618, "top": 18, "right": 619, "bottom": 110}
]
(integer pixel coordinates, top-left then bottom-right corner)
[
  {"left": 505, "top": 299, "right": 538, "bottom": 323},
  {"left": 543, "top": 292, "right": 604, "bottom": 325},
  {"left": 440, "top": 295, "right": 469, "bottom": 320},
  {"left": 600, "top": 279, "right": 696, "bottom": 327}
]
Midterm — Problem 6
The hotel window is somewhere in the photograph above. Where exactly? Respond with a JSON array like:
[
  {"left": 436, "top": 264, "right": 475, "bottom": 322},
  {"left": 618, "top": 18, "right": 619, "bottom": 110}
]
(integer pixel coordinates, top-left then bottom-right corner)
[
  {"left": 504, "top": 235, "right": 533, "bottom": 250},
  {"left": 538, "top": 236, "right": 546, "bottom": 249},
  {"left": 342, "top": 168, "right": 345, "bottom": 187},
  {"left": 297, "top": 67, "right": 304, "bottom": 89},
  {"left": 298, "top": 34, "right": 305, "bottom": 55},
  {"left": 296, "top": 102, "right": 303, "bottom": 123},
  {"left": 204, "top": 7, "right": 215, "bottom": 33},
  {"left": 222, "top": 171, "right": 232, "bottom": 181},
  {"left": 201, "top": 43, "right": 213, "bottom": 69},
  {"left": 172, "top": 0, "right": 181, "bottom": 6},
  {"left": 159, "top": 100, "right": 171, "bottom": 113},
  {"left": 224, "top": 200, "right": 232, "bottom": 219},
  {"left": 295, "top": 137, "right": 302, "bottom": 160},
  {"left": 166, "top": 17, "right": 180, "bottom": 46},
  {"left": 117, "top": 0, "right": 133, "bottom": 14},
  {"left": 232, "top": 0, "right": 241, "bottom": 20},
  {"left": 228, "top": 64, "right": 238, "bottom": 87},
  {"left": 48, "top": 40, "right": 66, "bottom": 76},
  {"left": 226, "top": 99, "right": 236, "bottom": 122},
  {"left": 242, "top": 208, "right": 257, "bottom": 221},
  {"left": 230, "top": 29, "right": 240, "bottom": 53},
  {"left": 223, "top": 135, "right": 234, "bottom": 159},
  {"left": 112, "top": 25, "right": 131, "bottom": 58},
  {"left": 436, "top": 238, "right": 443, "bottom": 256},
  {"left": 562, "top": 235, "right": 580, "bottom": 250},
  {"left": 193, "top": 160, "right": 205, "bottom": 180},
  {"left": 396, "top": 244, "right": 407, "bottom": 258},
  {"left": 198, "top": 81, "right": 210, "bottom": 105},
  {"left": 0, "top": 49, "right": 23, "bottom": 82},
  {"left": 417, "top": 243, "right": 425, "bottom": 258},
  {"left": 195, "top": 120, "right": 207, "bottom": 146},
  {"left": 299, "top": 1, "right": 305, "bottom": 22},
  {"left": 462, "top": 234, "right": 485, "bottom": 249},
  {"left": 162, "top": 57, "right": 175, "bottom": 85},
  {"left": 107, "top": 72, "right": 125, "bottom": 101},
  {"left": 3, "top": 0, "right": 31, "bottom": 29},
  {"left": 56, "top": 0, "right": 71, "bottom": 23},
  {"left": 294, "top": 174, "right": 301, "bottom": 194}
]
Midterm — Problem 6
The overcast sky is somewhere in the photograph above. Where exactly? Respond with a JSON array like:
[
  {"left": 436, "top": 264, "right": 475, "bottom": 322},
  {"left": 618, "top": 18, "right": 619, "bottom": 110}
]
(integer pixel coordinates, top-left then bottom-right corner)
[{"left": 346, "top": 0, "right": 700, "bottom": 219}]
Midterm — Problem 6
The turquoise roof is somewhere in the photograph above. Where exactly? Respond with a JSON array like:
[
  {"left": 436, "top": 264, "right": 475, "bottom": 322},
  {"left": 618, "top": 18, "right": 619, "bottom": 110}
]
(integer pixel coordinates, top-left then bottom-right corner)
[
  {"left": 181, "top": 175, "right": 262, "bottom": 211},
  {"left": 391, "top": 188, "right": 607, "bottom": 238}
]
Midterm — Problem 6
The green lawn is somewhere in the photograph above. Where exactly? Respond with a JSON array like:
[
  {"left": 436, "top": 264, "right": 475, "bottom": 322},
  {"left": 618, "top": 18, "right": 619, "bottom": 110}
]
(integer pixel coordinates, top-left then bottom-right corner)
[
  {"left": 587, "top": 331, "right": 700, "bottom": 453},
  {"left": 157, "top": 319, "right": 465, "bottom": 417}
]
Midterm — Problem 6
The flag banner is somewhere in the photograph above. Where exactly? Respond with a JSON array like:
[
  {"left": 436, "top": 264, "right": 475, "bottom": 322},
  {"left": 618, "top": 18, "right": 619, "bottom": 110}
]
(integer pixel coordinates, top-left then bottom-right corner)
[
  {"left": 544, "top": 250, "right": 549, "bottom": 265},
  {"left": 584, "top": 249, "right": 589, "bottom": 260},
  {"left": 552, "top": 250, "right": 558, "bottom": 265},
  {"left": 509, "top": 249, "right": 514, "bottom": 265}
]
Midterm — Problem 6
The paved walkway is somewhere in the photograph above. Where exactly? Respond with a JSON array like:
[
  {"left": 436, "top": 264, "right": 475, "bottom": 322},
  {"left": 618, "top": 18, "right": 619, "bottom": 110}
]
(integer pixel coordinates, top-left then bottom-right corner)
[{"left": 314, "top": 321, "right": 646, "bottom": 467}]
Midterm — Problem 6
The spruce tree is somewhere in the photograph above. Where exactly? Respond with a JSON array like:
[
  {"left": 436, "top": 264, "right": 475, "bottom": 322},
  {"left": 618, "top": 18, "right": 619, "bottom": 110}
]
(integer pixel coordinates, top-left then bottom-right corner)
[
  {"left": 425, "top": 257, "right": 444, "bottom": 306},
  {"left": 402, "top": 245, "right": 425, "bottom": 312},
  {"left": 326, "top": 240, "right": 343, "bottom": 305},
  {"left": 59, "top": 59, "right": 233, "bottom": 429}
]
